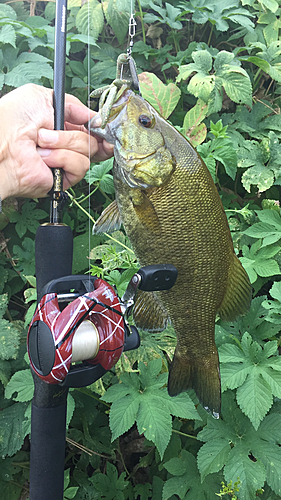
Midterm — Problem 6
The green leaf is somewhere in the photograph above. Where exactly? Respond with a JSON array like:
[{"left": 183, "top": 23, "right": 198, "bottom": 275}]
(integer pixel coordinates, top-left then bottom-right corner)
[
  {"left": 197, "top": 438, "right": 231, "bottom": 481},
  {"left": 163, "top": 449, "right": 222, "bottom": 500},
  {"left": 139, "top": 72, "right": 181, "bottom": 119},
  {"left": 76, "top": 0, "right": 104, "bottom": 40},
  {"left": 236, "top": 370, "right": 273, "bottom": 430},
  {"left": 102, "top": 0, "right": 132, "bottom": 44},
  {"left": 183, "top": 99, "right": 208, "bottom": 146},
  {"left": 103, "top": 360, "right": 198, "bottom": 459},
  {"left": 0, "top": 403, "right": 28, "bottom": 458},
  {"left": 9, "top": 201, "right": 47, "bottom": 238},
  {"left": 240, "top": 241, "right": 280, "bottom": 284},
  {"left": 0, "top": 295, "right": 20, "bottom": 360},
  {"left": 13, "top": 237, "right": 35, "bottom": 276},
  {"left": 5, "top": 369, "right": 34, "bottom": 402},
  {"left": 221, "top": 70, "right": 252, "bottom": 107},
  {"left": 90, "top": 462, "right": 129, "bottom": 500},
  {"left": 224, "top": 443, "right": 266, "bottom": 500},
  {"left": 0, "top": 25, "right": 16, "bottom": 48},
  {"left": 219, "top": 333, "right": 281, "bottom": 429}
]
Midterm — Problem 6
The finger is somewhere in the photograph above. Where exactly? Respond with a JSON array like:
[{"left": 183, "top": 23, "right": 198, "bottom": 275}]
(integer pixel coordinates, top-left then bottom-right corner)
[
  {"left": 92, "top": 140, "right": 114, "bottom": 162},
  {"left": 38, "top": 148, "right": 90, "bottom": 187},
  {"left": 64, "top": 95, "right": 95, "bottom": 125},
  {"left": 38, "top": 128, "right": 99, "bottom": 158}
]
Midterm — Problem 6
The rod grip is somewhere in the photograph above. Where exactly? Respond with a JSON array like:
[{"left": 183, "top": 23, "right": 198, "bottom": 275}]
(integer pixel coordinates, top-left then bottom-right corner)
[
  {"left": 29, "top": 403, "right": 67, "bottom": 500},
  {"left": 35, "top": 225, "right": 73, "bottom": 298}
]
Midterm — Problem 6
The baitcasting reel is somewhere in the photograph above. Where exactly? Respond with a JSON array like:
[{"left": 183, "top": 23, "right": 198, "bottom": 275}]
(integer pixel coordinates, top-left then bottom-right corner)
[{"left": 27, "top": 264, "right": 177, "bottom": 388}]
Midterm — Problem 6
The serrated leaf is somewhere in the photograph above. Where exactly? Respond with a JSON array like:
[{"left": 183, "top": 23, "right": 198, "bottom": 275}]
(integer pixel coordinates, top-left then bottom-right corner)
[
  {"left": 224, "top": 444, "right": 266, "bottom": 500},
  {"left": 0, "top": 403, "right": 28, "bottom": 458},
  {"left": 109, "top": 392, "right": 140, "bottom": 441},
  {"left": 139, "top": 72, "right": 181, "bottom": 119},
  {"left": 221, "top": 70, "right": 252, "bottom": 107},
  {"left": 0, "top": 311, "right": 20, "bottom": 361},
  {"left": 137, "top": 393, "right": 172, "bottom": 459},
  {"left": 0, "top": 25, "right": 16, "bottom": 48},
  {"left": 76, "top": 0, "right": 104, "bottom": 40},
  {"left": 5, "top": 369, "right": 34, "bottom": 402},
  {"left": 102, "top": 0, "right": 132, "bottom": 44},
  {"left": 236, "top": 370, "right": 273, "bottom": 430},
  {"left": 163, "top": 449, "right": 222, "bottom": 500},
  {"left": 197, "top": 439, "right": 231, "bottom": 481},
  {"left": 104, "top": 360, "right": 198, "bottom": 458}
]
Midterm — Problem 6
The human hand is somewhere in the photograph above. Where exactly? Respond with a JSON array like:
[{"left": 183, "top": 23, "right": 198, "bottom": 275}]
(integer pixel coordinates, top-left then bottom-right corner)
[{"left": 0, "top": 83, "right": 114, "bottom": 201}]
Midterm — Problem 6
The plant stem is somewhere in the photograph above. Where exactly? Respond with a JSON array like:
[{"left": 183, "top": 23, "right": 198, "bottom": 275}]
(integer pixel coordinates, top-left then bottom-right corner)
[
  {"left": 172, "top": 429, "right": 198, "bottom": 440},
  {"left": 137, "top": 0, "right": 146, "bottom": 44},
  {"left": 67, "top": 191, "right": 135, "bottom": 254},
  {"left": 74, "top": 387, "right": 111, "bottom": 406},
  {"left": 207, "top": 24, "right": 213, "bottom": 46}
]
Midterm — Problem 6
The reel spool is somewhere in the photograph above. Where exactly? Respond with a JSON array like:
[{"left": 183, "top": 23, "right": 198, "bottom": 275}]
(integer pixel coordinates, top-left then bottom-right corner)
[{"left": 27, "top": 265, "right": 178, "bottom": 388}]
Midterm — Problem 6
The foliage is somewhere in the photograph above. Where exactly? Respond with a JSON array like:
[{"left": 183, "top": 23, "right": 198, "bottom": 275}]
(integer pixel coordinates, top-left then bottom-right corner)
[{"left": 2, "top": 1, "right": 281, "bottom": 499}]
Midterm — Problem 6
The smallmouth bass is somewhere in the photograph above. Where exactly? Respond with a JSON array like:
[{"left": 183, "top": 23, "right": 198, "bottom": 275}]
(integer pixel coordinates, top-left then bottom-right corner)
[{"left": 88, "top": 89, "right": 251, "bottom": 417}]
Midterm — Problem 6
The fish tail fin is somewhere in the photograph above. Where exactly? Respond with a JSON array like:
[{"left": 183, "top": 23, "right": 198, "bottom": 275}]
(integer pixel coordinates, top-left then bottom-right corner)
[
  {"left": 168, "top": 348, "right": 221, "bottom": 418},
  {"left": 218, "top": 253, "right": 252, "bottom": 322}
]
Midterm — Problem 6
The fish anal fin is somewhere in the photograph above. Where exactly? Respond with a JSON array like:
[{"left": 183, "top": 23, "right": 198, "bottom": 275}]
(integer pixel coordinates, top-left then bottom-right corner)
[
  {"left": 218, "top": 254, "right": 252, "bottom": 322},
  {"left": 168, "top": 347, "right": 221, "bottom": 418},
  {"left": 133, "top": 290, "right": 169, "bottom": 332},
  {"left": 93, "top": 200, "right": 121, "bottom": 235}
]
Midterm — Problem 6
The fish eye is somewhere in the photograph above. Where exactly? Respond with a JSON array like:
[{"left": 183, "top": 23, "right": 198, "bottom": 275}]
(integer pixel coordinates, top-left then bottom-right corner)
[{"left": 139, "top": 114, "right": 152, "bottom": 128}]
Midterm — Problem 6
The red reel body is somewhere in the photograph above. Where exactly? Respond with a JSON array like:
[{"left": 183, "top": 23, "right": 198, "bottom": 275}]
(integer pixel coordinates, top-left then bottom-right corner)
[{"left": 28, "top": 278, "right": 125, "bottom": 384}]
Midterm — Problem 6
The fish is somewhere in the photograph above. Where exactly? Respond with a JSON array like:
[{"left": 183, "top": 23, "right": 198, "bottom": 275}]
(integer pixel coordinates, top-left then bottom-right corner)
[{"left": 88, "top": 88, "right": 251, "bottom": 417}]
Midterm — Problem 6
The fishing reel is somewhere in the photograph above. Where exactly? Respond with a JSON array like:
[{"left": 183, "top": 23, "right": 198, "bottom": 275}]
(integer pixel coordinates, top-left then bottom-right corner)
[{"left": 27, "top": 265, "right": 177, "bottom": 388}]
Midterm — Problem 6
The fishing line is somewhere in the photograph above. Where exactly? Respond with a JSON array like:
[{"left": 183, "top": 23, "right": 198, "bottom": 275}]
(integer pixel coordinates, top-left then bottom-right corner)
[{"left": 87, "top": 0, "right": 91, "bottom": 285}]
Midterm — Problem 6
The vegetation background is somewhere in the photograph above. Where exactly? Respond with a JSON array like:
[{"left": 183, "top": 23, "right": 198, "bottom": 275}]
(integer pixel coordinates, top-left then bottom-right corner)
[{"left": 1, "top": 0, "right": 281, "bottom": 498}]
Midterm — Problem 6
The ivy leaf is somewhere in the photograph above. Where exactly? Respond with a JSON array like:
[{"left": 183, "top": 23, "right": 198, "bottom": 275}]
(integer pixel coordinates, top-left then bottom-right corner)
[
  {"left": 139, "top": 72, "right": 181, "bottom": 119},
  {"left": 102, "top": 359, "right": 198, "bottom": 459},
  {"left": 219, "top": 332, "right": 281, "bottom": 429}
]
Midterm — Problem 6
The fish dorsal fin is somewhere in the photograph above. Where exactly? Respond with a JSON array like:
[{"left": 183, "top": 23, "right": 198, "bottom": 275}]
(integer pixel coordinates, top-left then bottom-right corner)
[
  {"left": 93, "top": 200, "right": 121, "bottom": 234},
  {"left": 133, "top": 290, "right": 169, "bottom": 332},
  {"left": 218, "top": 254, "right": 252, "bottom": 322}
]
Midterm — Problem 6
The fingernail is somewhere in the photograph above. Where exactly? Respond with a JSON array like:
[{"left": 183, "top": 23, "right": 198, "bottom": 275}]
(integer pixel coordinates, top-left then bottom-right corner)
[
  {"left": 90, "top": 114, "right": 102, "bottom": 128},
  {"left": 37, "top": 147, "right": 51, "bottom": 157},
  {"left": 38, "top": 129, "right": 59, "bottom": 144}
]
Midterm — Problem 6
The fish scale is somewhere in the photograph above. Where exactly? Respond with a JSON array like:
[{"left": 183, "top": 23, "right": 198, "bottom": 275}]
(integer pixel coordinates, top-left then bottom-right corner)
[{"left": 89, "top": 89, "right": 252, "bottom": 417}]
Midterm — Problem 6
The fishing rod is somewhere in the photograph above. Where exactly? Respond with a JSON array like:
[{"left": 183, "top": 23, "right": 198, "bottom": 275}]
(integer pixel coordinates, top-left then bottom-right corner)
[{"left": 27, "top": 3, "right": 178, "bottom": 499}]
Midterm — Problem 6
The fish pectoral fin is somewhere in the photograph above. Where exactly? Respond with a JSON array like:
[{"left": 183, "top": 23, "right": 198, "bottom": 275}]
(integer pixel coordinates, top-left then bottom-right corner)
[
  {"left": 133, "top": 290, "right": 169, "bottom": 332},
  {"left": 93, "top": 200, "right": 122, "bottom": 235},
  {"left": 168, "top": 347, "right": 221, "bottom": 418},
  {"left": 218, "top": 253, "right": 252, "bottom": 322},
  {"left": 132, "top": 192, "right": 161, "bottom": 235}
]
